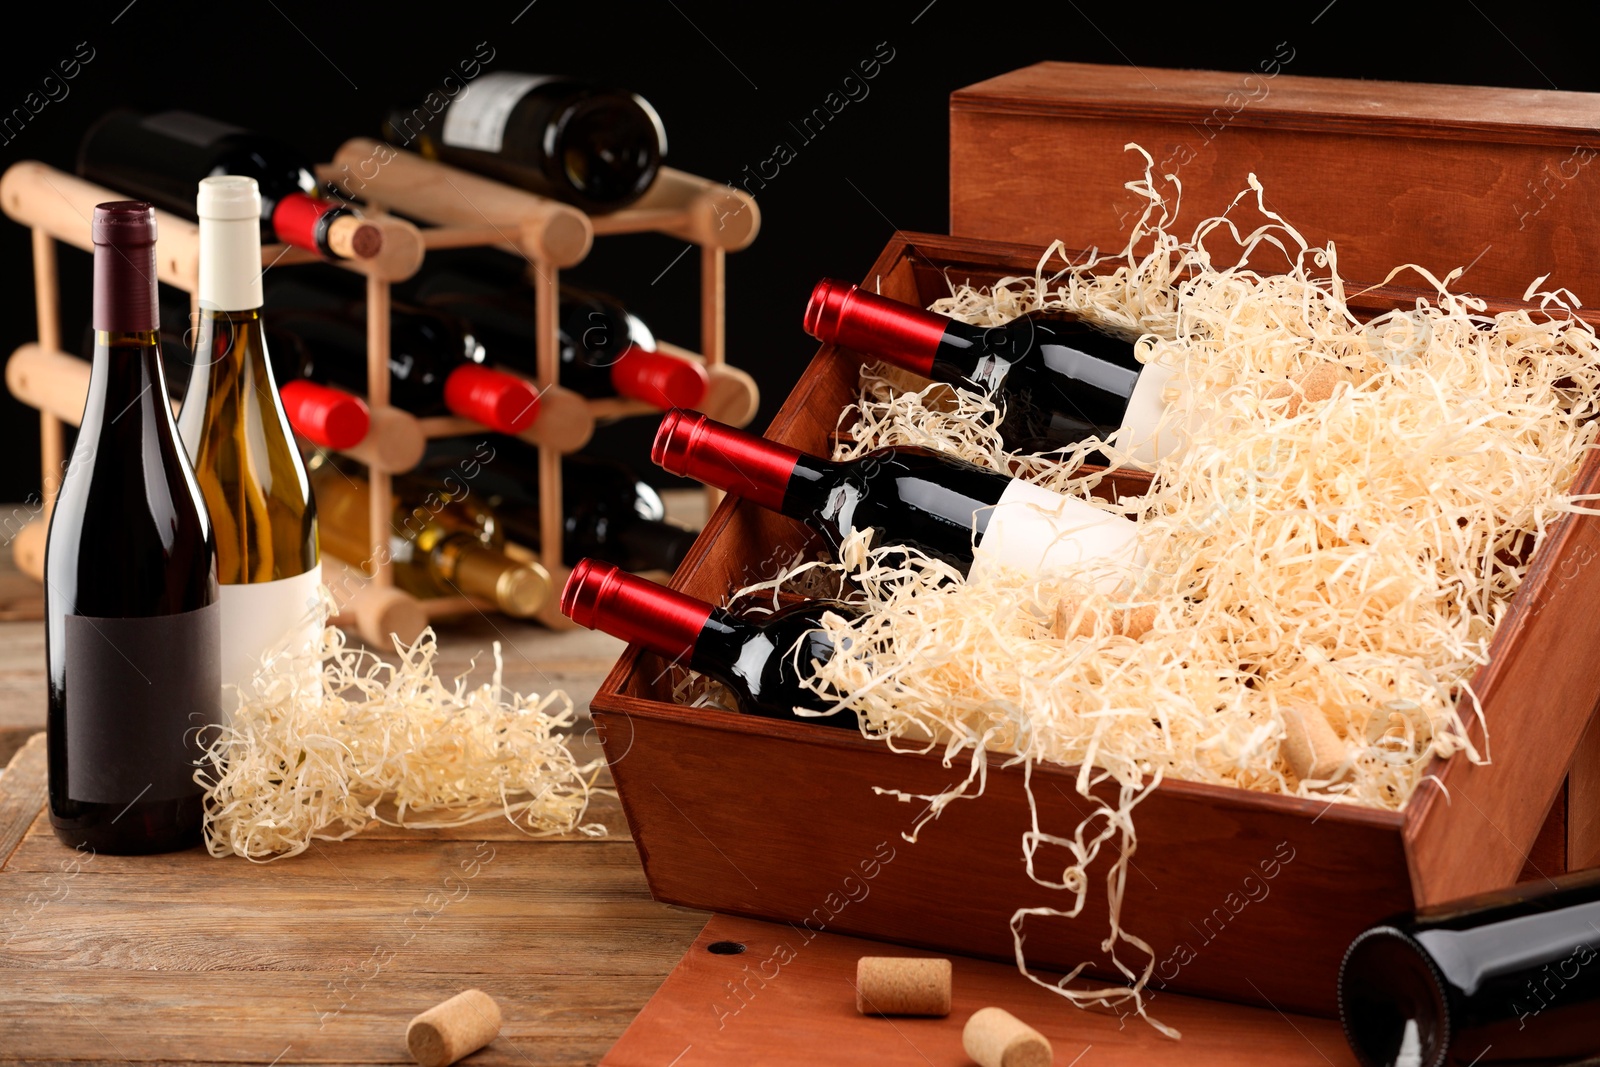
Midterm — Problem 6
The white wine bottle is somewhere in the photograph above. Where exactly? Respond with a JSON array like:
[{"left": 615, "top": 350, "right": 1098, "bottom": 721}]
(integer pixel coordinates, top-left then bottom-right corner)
[{"left": 178, "top": 176, "right": 321, "bottom": 704}]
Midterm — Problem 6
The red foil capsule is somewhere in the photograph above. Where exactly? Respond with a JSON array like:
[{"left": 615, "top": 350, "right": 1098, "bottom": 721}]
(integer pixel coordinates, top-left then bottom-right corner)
[
  {"left": 442, "top": 364, "right": 541, "bottom": 433},
  {"left": 92, "top": 201, "right": 159, "bottom": 333},
  {"left": 803, "top": 278, "right": 950, "bottom": 377},
  {"left": 651, "top": 410, "right": 801, "bottom": 512},
  {"left": 610, "top": 346, "right": 710, "bottom": 409},
  {"left": 560, "top": 559, "right": 713, "bottom": 663},
  {"left": 279, "top": 380, "right": 370, "bottom": 450},
  {"left": 269, "top": 192, "right": 339, "bottom": 254}
]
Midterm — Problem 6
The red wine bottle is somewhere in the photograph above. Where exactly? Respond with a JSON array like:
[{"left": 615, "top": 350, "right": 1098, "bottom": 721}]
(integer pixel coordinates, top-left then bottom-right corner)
[
  {"left": 652, "top": 411, "right": 1144, "bottom": 584},
  {"left": 46, "top": 202, "right": 222, "bottom": 854},
  {"left": 1338, "top": 868, "right": 1600, "bottom": 1067},
  {"left": 804, "top": 280, "right": 1178, "bottom": 459},
  {"left": 267, "top": 279, "right": 540, "bottom": 434},
  {"left": 385, "top": 74, "right": 666, "bottom": 212},
  {"left": 413, "top": 264, "right": 708, "bottom": 409},
  {"left": 77, "top": 110, "right": 382, "bottom": 261},
  {"left": 561, "top": 560, "right": 858, "bottom": 727},
  {"left": 412, "top": 436, "right": 698, "bottom": 573}
]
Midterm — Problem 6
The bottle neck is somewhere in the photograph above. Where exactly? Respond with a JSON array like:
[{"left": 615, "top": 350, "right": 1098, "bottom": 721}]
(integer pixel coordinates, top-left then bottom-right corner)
[
  {"left": 560, "top": 559, "right": 723, "bottom": 665},
  {"left": 271, "top": 192, "right": 381, "bottom": 260},
  {"left": 651, "top": 410, "right": 815, "bottom": 514},
  {"left": 198, "top": 215, "right": 263, "bottom": 312},
  {"left": 804, "top": 279, "right": 954, "bottom": 377},
  {"left": 688, "top": 608, "right": 758, "bottom": 676},
  {"left": 431, "top": 538, "right": 548, "bottom": 617},
  {"left": 92, "top": 224, "right": 158, "bottom": 335}
]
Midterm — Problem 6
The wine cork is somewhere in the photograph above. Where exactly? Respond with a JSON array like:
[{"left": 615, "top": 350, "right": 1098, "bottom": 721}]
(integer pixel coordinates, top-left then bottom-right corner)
[
  {"left": 325, "top": 214, "right": 384, "bottom": 261},
  {"left": 406, "top": 989, "right": 501, "bottom": 1067},
  {"left": 854, "top": 956, "right": 952, "bottom": 1016},
  {"left": 1281, "top": 701, "right": 1348, "bottom": 782},
  {"left": 962, "top": 1007, "right": 1053, "bottom": 1067},
  {"left": 1265, "top": 363, "right": 1352, "bottom": 417},
  {"left": 1053, "top": 600, "right": 1156, "bottom": 640}
]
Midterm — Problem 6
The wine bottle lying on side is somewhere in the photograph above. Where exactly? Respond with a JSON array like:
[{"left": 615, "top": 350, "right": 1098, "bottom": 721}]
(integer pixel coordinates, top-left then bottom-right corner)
[
  {"left": 651, "top": 410, "right": 1145, "bottom": 586},
  {"left": 309, "top": 457, "right": 551, "bottom": 619},
  {"left": 804, "top": 279, "right": 1181, "bottom": 460},
  {"left": 413, "top": 262, "right": 709, "bottom": 410},
  {"left": 409, "top": 435, "right": 699, "bottom": 574},
  {"left": 78, "top": 110, "right": 384, "bottom": 262},
  {"left": 1339, "top": 867, "right": 1600, "bottom": 1067},
  {"left": 266, "top": 277, "right": 541, "bottom": 435},
  {"left": 384, "top": 74, "right": 667, "bottom": 212},
  {"left": 560, "top": 559, "right": 859, "bottom": 728}
]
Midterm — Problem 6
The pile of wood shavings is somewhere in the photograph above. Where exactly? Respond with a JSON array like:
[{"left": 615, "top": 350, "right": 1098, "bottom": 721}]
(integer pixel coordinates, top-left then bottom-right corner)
[
  {"left": 721, "top": 147, "right": 1600, "bottom": 1034},
  {"left": 198, "top": 618, "right": 604, "bottom": 862}
]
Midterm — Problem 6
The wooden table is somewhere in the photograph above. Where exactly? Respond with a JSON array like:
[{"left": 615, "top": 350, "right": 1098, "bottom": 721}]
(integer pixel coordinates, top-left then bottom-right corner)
[
  {"left": 0, "top": 502, "right": 719, "bottom": 1065},
  {"left": 0, "top": 508, "right": 1439, "bottom": 1066}
]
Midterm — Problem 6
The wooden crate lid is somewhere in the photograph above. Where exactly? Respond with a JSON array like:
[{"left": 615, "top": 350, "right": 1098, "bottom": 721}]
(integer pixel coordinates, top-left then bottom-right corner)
[
  {"left": 950, "top": 62, "right": 1600, "bottom": 303},
  {"left": 952, "top": 61, "right": 1600, "bottom": 144}
]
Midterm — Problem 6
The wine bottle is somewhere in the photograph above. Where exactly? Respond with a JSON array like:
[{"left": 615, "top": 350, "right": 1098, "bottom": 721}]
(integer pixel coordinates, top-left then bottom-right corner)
[
  {"left": 409, "top": 435, "right": 698, "bottom": 574},
  {"left": 177, "top": 176, "right": 322, "bottom": 703},
  {"left": 143, "top": 295, "right": 370, "bottom": 450},
  {"left": 385, "top": 74, "right": 667, "bottom": 212},
  {"left": 267, "top": 279, "right": 540, "bottom": 434},
  {"left": 414, "top": 264, "right": 709, "bottom": 409},
  {"left": 652, "top": 410, "right": 1145, "bottom": 585},
  {"left": 46, "top": 202, "right": 221, "bottom": 854},
  {"left": 77, "top": 110, "right": 383, "bottom": 261},
  {"left": 1338, "top": 868, "right": 1600, "bottom": 1067},
  {"left": 561, "top": 560, "right": 858, "bottom": 727},
  {"left": 804, "top": 280, "right": 1179, "bottom": 459},
  {"left": 309, "top": 460, "right": 550, "bottom": 617}
]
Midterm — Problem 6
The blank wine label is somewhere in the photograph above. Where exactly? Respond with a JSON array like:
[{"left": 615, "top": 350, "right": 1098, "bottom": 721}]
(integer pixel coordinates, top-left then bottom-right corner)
[
  {"left": 219, "top": 565, "right": 323, "bottom": 712},
  {"left": 442, "top": 72, "right": 555, "bottom": 153},
  {"left": 1113, "top": 359, "right": 1186, "bottom": 465},
  {"left": 63, "top": 601, "right": 222, "bottom": 804},
  {"left": 971, "top": 479, "right": 1145, "bottom": 589}
]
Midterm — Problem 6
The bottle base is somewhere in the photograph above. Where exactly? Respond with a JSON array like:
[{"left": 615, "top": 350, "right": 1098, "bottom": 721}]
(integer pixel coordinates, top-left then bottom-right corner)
[{"left": 48, "top": 793, "right": 206, "bottom": 855}]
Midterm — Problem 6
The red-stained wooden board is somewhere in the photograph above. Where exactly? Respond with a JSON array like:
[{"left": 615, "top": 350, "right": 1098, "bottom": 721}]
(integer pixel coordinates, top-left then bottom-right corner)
[{"left": 602, "top": 914, "right": 1357, "bottom": 1067}]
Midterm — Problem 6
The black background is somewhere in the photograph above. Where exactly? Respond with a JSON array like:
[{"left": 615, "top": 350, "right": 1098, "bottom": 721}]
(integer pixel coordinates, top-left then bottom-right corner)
[{"left": 2, "top": 0, "right": 1596, "bottom": 502}]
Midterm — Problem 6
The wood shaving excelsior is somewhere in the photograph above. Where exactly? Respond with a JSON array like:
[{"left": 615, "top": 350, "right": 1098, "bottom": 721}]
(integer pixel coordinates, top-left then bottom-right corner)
[
  {"left": 197, "top": 608, "right": 605, "bottom": 862},
  {"left": 704, "top": 145, "right": 1600, "bottom": 1035}
]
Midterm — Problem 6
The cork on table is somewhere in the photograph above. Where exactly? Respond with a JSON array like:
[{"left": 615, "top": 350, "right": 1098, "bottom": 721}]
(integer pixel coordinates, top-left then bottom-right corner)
[{"left": 0, "top": 533, "right": 710, "bottom": 1066}]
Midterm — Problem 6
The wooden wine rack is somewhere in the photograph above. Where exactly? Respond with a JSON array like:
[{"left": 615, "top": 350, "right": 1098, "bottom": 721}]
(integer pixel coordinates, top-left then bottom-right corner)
[{"left": 0, "top": 150, "right": 760, "bottom": 643}]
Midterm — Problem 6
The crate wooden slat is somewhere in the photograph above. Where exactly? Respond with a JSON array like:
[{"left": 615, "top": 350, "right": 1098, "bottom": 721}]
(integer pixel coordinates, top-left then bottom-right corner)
[{"left": 591, "top": 230, "right": 1600, "bottom": 1018}]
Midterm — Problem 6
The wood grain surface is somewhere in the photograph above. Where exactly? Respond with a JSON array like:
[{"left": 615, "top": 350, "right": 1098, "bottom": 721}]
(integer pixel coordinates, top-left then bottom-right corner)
[
  {"left": 0, "top": 506, "right": 702, "bottom": 1066},
  {"left": 0, "top": 731, "right": 709, "bottom": 1066},
  {"left": 602, "top": 914, "right": 1357, "bottom": 1067}
]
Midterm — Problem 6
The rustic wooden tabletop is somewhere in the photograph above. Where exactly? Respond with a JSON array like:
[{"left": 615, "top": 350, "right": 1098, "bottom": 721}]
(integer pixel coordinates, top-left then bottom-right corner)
[{"left": 0, "top": 499, "right": 714, "bottom": 1066}]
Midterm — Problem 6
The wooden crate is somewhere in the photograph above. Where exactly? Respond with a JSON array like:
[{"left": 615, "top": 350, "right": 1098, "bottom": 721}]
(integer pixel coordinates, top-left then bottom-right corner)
[
  {"left": 590, "top": 231, "right": 1600, "bottom": 1018},
  {"left": 950, "top": 62, "right": 1600, "bottom": 303}
]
